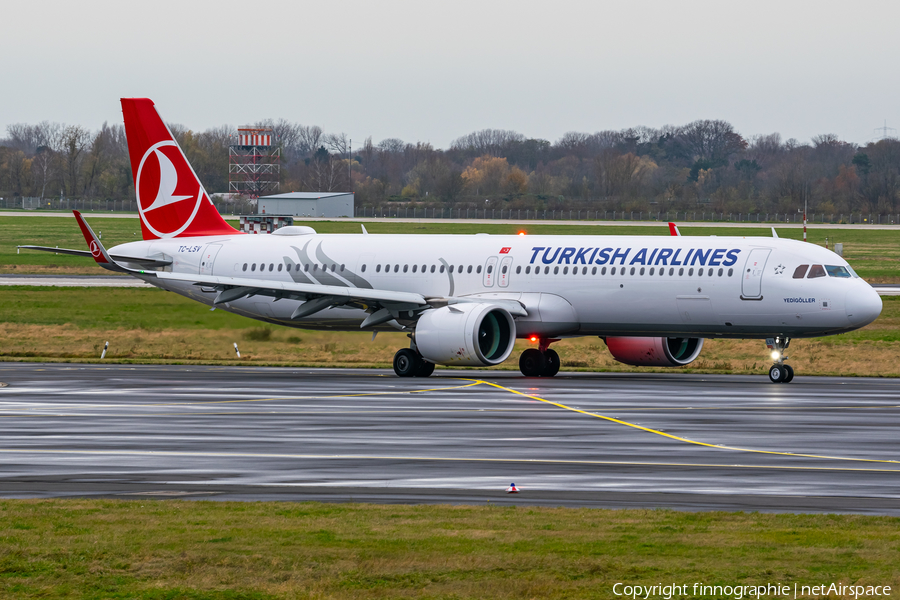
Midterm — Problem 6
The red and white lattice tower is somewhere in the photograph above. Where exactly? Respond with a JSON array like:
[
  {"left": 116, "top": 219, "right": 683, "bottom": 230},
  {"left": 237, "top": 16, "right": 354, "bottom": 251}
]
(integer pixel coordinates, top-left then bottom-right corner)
[{"left": 228, "top": 127, "right": 280, "bottom": 198}]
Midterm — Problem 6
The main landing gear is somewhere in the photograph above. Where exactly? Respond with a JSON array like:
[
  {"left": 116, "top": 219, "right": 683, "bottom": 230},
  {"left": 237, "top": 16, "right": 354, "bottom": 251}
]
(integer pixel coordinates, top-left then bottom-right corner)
[
  {"left": 519, "top": 339, "right": 560, "bottom": 377},
  {"left": 393, "top": 348, "right": 435, "bottom": 378},
  {"left": 766, "top": 336, "right": 794, "bottom": 384}
]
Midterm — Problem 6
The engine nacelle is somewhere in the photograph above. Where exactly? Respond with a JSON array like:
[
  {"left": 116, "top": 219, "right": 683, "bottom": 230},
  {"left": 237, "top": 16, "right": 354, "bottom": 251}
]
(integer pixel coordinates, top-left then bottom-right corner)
[
  {"left": 415, "top": 303, "right": 516, "bottom": 366},
  {"left": 605, "top": 336, "right": 704, "bottom": 367}
]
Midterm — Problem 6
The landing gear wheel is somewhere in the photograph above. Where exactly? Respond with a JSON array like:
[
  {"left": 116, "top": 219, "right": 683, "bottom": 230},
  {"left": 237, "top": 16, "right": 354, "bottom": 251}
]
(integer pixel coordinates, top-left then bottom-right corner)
[
  {"left": 519, "top": 349, "right": 546, "bottom": 377},
  {"left": 393, "top": 348, "right": 421, "bottom": 377},
  {"left": 783, "top": 364, "right": 794, "bottom": 383},
  {"left": 415, "top": 360, "right": 435, "bottom": 378},
  {"left": 769, "top": 364, "right": 787, "bottom": 383},
  {"left": 542, "top": 349, "right": 560, "bottom": 377}
]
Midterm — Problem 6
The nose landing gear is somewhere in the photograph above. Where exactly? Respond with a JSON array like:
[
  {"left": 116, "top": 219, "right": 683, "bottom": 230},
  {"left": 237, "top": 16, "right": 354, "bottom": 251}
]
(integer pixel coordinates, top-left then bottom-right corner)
[
  {"left": 519, "top": 338, "right": 561, "bottom": 377},
  {"left": 766, "top": 337, "right": 794, "bottom": 383}
]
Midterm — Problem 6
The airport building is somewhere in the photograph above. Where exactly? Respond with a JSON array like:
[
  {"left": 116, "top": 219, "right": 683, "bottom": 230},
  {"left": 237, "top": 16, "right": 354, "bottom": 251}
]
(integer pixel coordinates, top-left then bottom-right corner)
[{"left": 257, "top": 192, "right": 354, "bottom": 218}]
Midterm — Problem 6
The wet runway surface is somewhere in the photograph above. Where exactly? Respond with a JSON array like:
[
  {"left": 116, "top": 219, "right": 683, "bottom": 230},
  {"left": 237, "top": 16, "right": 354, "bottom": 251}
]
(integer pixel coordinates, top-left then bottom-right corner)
[{"left": 1, "top": 363, "right": 900, "bottom": 514}]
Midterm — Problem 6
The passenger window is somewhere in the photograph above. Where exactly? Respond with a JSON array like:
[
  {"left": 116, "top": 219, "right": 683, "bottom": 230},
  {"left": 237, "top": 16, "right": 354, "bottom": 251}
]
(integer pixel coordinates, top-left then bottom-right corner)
[
  {"left": 277, "top": 264, "right": 282, "bottom": 272},
  {"left": 340, "top": 264, "right": 345, "bottom": 272},
  {"left": 668, "top": 268, "right": 674, "bottom": 275},
  {"left": 728, "top": 268, "right": 733, "bottom": 276},
  {"left": 592, "top": 267, "right": 597, "bottom": 275},
  {"left": 376, "top": 264, "right": 381, "bottom": 273},
  {"left": 467, "top": 266, "right": 473, "bottom": 273},
  {"left": 807, "top": 264, "right": 826, "bottom": 278},
  {"left": 313, "top": 264, "right": 318, "bottom": 272},
  {"left": 440, "top": 265, "right": 445, "bottom": 273},
  {"left": 601, "top": 267, "right": 606, "bottom": 275},
  {"left": 295, "top": 264, "right": 300, "bottom": 272},
  {"left": 718, "top": 268, "right": 723, "bottom": 276},
  {"left": 488, "top": 265, "right": 493, "bottom": 274},
  {"left": 403, "top": 265, "right": 409, "bottom": 273},
  {"left": 679, "top": 268, "right": 684, "bottom": 276},
  {"left": 394, "top": 265, "right": 399, "bottom": 273},
  {"left": 553, "top": 266, "right": 559, "bottom": 274},
  {"left": 477, "top": 266, "right": 482, "bottom": 274},
  {"left": 269, "top": 264, "right": 274, "bottom": 271},
  {"left": 639, "top": 267, "right": 645, "bottom": 275},
  {"left": 688, "top": 268, "right": 694, "bottom": 276},
  {"left": 458, "top": 265, "right": 463, "bottom": 273},
  {"left": 304, "top": 264, "right": 310, "bottom": 272},
  {"left": 562, "top": 267, "right": 568, "bottom": 274},
  {"left": 525, "top": 266, "right": 531, "bottom": 274},
  {"left": 544, "top": 266, "right": 550, "bottom": 274},
  {"left": 412, "top": 264, "right": 418, "bottom": 273},
  {"left": 431, "top": 265, "right": 436, "bottom": 273},
  {"left": 251, "top": 263, "right": 256, "bottom": 271},
  {"left": 361, "top": 264, "right": 367, "bottom": 272},
  {"left": 611, "top": 267, "right": 617, "bottom": 275},
  {"left": 502, "top": 265, "right": 508, "bottom": 274},
  {"left": 516, "top": 266, "right": 521, "bottom": 274},
  {"left": 242, "top": 263, "right": 248, "bottom": 271},
  {"left": 697, "top": 268, "right": 703, "bottom": 276},
  {"left": 422, "top": 264, "right": 426, "bottom": 272},
  {"left": 825, "top": 265, "right": 852, "bottom": 278}
]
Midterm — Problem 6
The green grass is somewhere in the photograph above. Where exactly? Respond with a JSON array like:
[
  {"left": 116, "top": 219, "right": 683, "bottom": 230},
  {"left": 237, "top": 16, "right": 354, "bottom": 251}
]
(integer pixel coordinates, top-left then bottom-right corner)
[
  {"left": 0, "top": 499, "right": 897, "bottom": 599},
  {"left": 4, "top": 215, "right": 899, "bottom": 280},
  {"left": 1, "top": 286, "right": 256, "bottom": 330}
]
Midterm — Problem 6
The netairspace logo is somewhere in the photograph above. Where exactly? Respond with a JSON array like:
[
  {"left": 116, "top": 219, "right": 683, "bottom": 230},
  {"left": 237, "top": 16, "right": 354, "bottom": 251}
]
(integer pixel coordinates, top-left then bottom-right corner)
[{"left": 612, "top": 582, "right": 891, "bottom": 599}]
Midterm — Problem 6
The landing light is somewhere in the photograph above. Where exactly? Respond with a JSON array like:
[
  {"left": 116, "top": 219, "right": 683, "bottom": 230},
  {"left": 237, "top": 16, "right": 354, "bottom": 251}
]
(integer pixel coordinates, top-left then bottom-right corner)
[
  {"left": 530, "top": 336, "right": 538, "bottom": 343},
  {"left": 771, "top": 351, "right": 781, "bottom": 361},
  {"left": 518, "top": 231, "right": 526, "bottom": 236}
]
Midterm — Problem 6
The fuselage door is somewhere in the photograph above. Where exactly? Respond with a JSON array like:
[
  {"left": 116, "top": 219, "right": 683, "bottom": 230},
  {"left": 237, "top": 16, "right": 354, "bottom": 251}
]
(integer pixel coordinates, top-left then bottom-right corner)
[
  {"left": 199, "top": 244, "right": 222, "bottom": 276},
  {"left": 483, "top": 256, "right": 498, "bottom": 287},
  {"left": 498, "top": 256, "right": 513, "bottom": 288},
  {"left": 741, "top": 248, "right": 770, "bottom": 299}
]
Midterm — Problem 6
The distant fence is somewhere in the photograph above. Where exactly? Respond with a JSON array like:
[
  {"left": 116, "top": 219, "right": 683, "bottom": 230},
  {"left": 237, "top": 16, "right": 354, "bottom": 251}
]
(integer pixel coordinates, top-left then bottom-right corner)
[
  {"left": 354, "top": 206, "right": 900, "bottom": 225},
  {"left": 2, "top": 196, "right": 898, "bottom": 225}
]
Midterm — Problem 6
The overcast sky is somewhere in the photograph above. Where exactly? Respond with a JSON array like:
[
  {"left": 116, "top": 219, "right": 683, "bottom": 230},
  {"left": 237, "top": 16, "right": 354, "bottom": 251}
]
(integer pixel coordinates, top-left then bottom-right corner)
[{"left": 2, "top": 0, "right": 898, "bottom": 149}]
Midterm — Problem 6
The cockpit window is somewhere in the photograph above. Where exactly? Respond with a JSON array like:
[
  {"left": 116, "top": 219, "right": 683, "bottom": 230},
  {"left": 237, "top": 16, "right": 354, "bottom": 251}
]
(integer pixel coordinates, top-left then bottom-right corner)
[
  {"left": 825, "top": 265, "right": 852, "bottom": 278},
  {"left": 792, "top": 265, "right": 809, "bottom": 279},
  {"left": 807, "top": 264, "right": 826, "bottom": 279},
  {"left": 847, "top": 265, "right": 860, "bottom": 278}
]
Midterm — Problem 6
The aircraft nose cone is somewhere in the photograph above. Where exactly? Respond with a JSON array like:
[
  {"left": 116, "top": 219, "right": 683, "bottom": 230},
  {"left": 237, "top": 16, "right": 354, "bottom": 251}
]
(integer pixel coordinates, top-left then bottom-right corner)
[{"left": 847, "top": 285, "right": 882, "bottom": 327}]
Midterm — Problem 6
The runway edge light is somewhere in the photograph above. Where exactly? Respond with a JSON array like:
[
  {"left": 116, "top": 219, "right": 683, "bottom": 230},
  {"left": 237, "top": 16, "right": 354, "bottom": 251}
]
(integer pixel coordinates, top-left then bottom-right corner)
[{"left": 506, "top": 483, "right": 519, "bottom": 493}]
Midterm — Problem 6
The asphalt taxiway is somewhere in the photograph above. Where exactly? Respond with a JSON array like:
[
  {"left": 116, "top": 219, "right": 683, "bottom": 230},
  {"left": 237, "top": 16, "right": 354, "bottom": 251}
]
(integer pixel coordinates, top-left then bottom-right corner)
[{"left": 2, "top": 363, "right": 900, "bottom": 514}]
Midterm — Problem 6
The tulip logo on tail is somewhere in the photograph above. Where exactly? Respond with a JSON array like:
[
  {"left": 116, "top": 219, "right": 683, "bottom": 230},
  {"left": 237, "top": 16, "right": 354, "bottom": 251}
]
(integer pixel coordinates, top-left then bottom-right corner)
[
  {"left": 136, "top": 141, "right": 203, "bottom": 238},
  {"left": 89, "top": 240, "right": 102, "bottom": 258}
]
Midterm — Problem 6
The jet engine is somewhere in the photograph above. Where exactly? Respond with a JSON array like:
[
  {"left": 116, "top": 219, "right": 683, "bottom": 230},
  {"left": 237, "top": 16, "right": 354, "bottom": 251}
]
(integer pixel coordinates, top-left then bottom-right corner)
[
  {"left": 415, "top": 303, "right": 516, "bottom": 367},
  {"left": 605, "top": 336, "right": 704, "bottom": 367}
]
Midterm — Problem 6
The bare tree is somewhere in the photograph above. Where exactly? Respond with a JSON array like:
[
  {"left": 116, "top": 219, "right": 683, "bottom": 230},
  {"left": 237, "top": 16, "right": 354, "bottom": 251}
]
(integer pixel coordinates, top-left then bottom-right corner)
[
  {"left": 297, "top": 125, "right": 323, "bottom": 157},
  {"left": 676, "top": 120, "right": 747, "bottom": 164}
]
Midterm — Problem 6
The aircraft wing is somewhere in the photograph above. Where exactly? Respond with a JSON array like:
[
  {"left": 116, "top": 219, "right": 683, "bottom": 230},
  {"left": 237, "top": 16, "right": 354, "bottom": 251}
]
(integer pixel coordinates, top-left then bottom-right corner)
[
  {"left": 67, "top": 210, "right": 528, "bottom": 324},
  {"left": 154, "top": 270, "right": 427, "bottom": 307},
  {"left": 17, "top": 245, "right": 173, "bottom": 268}
]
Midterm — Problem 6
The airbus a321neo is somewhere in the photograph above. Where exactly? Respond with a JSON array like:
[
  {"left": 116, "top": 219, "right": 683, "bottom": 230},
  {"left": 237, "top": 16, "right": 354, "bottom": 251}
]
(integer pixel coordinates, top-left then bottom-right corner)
[{"left": 20, "top": 99, "right": 883, "bottom": 383}]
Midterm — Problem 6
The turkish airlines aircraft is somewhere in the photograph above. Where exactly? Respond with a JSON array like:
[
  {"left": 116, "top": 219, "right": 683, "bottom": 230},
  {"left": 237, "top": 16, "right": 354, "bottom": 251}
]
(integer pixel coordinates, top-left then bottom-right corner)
[{"left": 21, "top": 99, "right": 883, "bottom": 383}]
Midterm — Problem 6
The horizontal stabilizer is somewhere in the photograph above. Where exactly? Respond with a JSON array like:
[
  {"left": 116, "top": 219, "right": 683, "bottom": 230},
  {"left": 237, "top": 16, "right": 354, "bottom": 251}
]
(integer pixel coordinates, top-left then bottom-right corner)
[{"left": 17, "top": 245, "right": 172, "bottom": 268}]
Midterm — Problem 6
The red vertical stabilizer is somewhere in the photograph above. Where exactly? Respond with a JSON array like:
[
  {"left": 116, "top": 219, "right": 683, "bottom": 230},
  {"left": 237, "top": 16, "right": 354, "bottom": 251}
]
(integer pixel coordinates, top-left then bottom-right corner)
[{"left": 121, "top": 98, "right": 239, "bottom": 240}]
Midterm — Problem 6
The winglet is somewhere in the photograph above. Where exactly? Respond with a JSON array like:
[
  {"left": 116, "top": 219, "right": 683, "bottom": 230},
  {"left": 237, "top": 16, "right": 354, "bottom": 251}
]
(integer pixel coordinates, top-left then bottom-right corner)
[
  {"left": 668, "top": 222, "right": 681, "bottom": 237},
  {"left": 361, "top": 224, "right": 368, "bottom": 235},
  {"left": 73, "top": 210, "right": 130, "bottom": 273},
  {"left": 771, "top": 227, "right": 779, "bottom": 238}
]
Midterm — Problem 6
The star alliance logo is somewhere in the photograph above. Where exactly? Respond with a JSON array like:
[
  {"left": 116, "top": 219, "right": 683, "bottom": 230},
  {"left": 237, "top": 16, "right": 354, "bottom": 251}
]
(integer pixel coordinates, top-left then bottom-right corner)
[{"left": 773, "top": 264, "right": 785, "bottom": 274}]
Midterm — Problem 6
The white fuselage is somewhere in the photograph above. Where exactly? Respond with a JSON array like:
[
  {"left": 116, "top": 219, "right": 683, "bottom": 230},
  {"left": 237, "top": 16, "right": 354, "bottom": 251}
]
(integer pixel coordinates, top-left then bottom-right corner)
[{"left": 111, "top": 231, "right": 883, "bottom": 339}]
